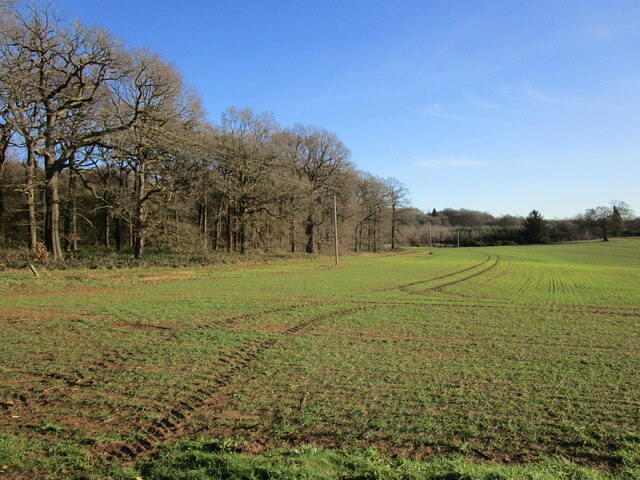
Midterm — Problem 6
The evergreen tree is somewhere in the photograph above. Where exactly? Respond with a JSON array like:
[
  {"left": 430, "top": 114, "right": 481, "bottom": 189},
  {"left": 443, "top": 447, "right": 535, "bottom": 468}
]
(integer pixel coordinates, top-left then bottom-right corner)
[
  {"left": 522, "top": 210, "right": 548, "bottom": 244},
  {"left": 611, "top": 206, "right": 623, "bottom": 236}
]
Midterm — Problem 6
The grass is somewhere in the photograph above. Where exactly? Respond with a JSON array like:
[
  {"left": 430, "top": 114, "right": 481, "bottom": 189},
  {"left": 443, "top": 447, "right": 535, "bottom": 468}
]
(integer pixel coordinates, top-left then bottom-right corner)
[{"left": 0, "top": 239, "right": 639, "bottom": 478}]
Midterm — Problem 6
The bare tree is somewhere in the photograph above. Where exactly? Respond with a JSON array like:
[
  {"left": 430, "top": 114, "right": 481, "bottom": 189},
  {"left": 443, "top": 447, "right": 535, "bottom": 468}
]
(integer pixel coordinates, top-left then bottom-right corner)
[
  {"left": 0, "top": 6, "right": 42, "bottom": 250},
  {"left": 0, "top": 121, "right": 11, "bottom": 245},
  {"left": 289, "top": 124, "right": 350, "bottom": 253},
  {"left": 0, "top": 3, "right": 142, "bottom": 259},
  {"left": 351, "top": 173, "right": 388, "bottom": 252},
  {"left": 384, "top": 177, "right": 408, "bottom": 250},
  {"left": 110, "top": 51, "right": 204, "bottom": 259},
  {"left": 214, "top": 107, "right": 280, "bottom": 253},
  {"left": 585, "top": 201, "right": 633, "bottom": 241}
]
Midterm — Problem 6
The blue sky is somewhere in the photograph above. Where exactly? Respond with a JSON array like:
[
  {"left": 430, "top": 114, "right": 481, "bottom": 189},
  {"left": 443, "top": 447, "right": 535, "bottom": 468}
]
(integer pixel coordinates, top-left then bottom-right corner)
[{"left": 55, "top": 0, "right": 640, "bottom": 218}]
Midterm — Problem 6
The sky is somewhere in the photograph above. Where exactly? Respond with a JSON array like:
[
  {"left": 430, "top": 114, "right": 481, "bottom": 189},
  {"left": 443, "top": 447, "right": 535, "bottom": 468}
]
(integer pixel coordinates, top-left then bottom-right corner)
[{"left": 53, "top": 0, "right": 640, "bottom": 219}]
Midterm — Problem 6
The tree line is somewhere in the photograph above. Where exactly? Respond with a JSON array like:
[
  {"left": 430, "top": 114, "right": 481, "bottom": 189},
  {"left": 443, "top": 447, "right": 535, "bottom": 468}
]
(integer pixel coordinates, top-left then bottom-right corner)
[
  {"left": 0, "top": 2, "right": 414, "bottom": 262},
  {"left": 399, "top": 203, "right": 637, "bottom": 248}
]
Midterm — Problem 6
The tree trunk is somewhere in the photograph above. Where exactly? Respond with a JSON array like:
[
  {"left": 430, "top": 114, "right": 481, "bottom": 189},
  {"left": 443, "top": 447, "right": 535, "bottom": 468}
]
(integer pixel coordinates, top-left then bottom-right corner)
[
  {"left": 391, "top": 206, "right": 396, "bottom": 250},
  {"left": 42, "top": 112, "right": 64, "bottom": 260},
  {"left": 213, "top": 200, "right": 223, "bottom": 250},
  {"left": 71, "top": 170, "right": 78, "bottom": 251},
  {"left": 238, "top": 205, "right": 247, "bottom": 254},
  {"left": 174, "top": 208, "right": 179, "bottom": 246},
  {"left": 114, "top": 214, "right": 122, "bottom": 251},
  {"left": 213, "top": 216, "right": 219, "bottom": 250},
  {"left": 0, "top": 161, "right": 4, "bottom": 246},
  {"left": 134, "top": 167, "right": 145, "bottom": 260},
  {"left": 290, "top": 214, "right": 296, "bottom": 253},
  {"left": 602, "top": 225, "right": 608, "bottom": 242},
  {"left": 305, "top": 214, "right": 314, "bottom": 253},
  {"left": 65, "top": 164, "right": 78, "bottom": 251},
  {"left": 44, "top": 166, "right": 63, "bottom": 260},
  {"left": 0, "top": 130, "right": 10, "bottom": 246},
  {"left": 24, "top": 143, "right": 38, "bottom": 251},
  {"left": 199, "top": 200, "right": 208, "bottom": 250},
  {"left": 373, "top": 217, "right": 377, "bottom": 252},
  {"left": 226, "top": 203, "right": 234, "bottom": 252},
  {"left": 64, "top": 200, "right": 72, "bottom": 252},
  {"left": 103, "top": 198, "right": 111, "bottom": 248}
]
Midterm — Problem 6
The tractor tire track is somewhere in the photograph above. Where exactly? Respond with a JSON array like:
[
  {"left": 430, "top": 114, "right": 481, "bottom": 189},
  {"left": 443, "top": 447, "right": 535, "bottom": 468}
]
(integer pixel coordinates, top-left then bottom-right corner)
[
  {"left": 410, "top": 254, "right": 500, "bottom": 294},
  {"left": 194, "top": 301, "right": 322, "bottom": 330},
  {"left": 105, "top": 304, "right": 373, "bottom": 462},
  {"left": 380, "top": 254, "right": 493, "bottom": 292}
]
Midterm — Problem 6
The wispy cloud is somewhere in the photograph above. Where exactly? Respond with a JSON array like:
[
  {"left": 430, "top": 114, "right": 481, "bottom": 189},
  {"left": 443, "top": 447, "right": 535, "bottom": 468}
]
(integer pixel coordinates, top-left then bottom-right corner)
[
  {"left": 522, "top": 85, "right": 580, "bottom": 106},
  {"left": 414, "top": 157, "right": 488, "bottom": 169},
  {"left": 585, "top": 24, "right": 617, "bottom": 39},
  {"left": 467, "top": 94, "right": 497, "bottom": 110},
  {"left": 421, "top": 104, "right": 475, "bottom": 121},
  {"left": 583, "top": 22, "right": 634, "bottom": 41}
]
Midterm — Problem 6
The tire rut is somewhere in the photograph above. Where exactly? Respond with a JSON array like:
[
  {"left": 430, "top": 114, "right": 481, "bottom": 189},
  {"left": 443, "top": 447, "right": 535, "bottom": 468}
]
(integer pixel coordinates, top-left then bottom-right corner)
[
  {"left": 378, "top": 255, "right": 492, "bottom": 292},
  {"left": 195, "top": 301, "right": 323, "bottom": 331},
  {"left": 104, "top": 304, "right": 371, "bottom": 462},
  {"left": 410, "top": 254, "right": 500, "bottom": 294}
]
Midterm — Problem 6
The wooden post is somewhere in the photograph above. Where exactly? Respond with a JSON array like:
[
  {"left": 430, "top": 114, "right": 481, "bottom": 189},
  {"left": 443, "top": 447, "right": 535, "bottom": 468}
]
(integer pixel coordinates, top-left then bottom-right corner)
[
  {"left": 333, "top": 193, "right": 339, "bottom": 266},
  {"left": 29, "top": 264, "right": 39, "bottom": 277}
]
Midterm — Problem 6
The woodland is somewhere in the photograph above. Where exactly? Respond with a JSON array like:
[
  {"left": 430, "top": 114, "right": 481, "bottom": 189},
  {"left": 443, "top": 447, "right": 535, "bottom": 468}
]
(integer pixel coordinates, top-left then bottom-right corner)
[{"left": 0, "top": 2, "right": 637, "bottom": 268}]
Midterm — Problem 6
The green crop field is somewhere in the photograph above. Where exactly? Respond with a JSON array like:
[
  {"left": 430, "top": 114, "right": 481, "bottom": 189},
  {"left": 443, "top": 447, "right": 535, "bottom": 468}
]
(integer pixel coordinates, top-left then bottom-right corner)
[{"left": 1, "top": 240, "right": 639, "bottom": 479}]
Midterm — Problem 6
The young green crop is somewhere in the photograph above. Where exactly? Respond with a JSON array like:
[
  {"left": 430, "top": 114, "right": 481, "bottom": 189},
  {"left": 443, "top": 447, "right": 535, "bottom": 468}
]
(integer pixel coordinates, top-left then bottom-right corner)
[{"left": 1, "top": 239, "right": 638, "bottom": 478}]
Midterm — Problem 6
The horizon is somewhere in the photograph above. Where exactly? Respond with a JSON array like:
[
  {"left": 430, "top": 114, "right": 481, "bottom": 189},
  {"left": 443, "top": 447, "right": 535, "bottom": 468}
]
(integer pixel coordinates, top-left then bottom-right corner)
[{"left": 52, "top": 0, "right": 640, "bottom": 219}]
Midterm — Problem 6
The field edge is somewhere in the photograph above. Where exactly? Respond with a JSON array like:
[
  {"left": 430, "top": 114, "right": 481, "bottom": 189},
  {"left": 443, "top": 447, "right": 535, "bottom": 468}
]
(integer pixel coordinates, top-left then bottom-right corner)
[{"left": 2, "top": 434, "right": 639, "bottom": 480}]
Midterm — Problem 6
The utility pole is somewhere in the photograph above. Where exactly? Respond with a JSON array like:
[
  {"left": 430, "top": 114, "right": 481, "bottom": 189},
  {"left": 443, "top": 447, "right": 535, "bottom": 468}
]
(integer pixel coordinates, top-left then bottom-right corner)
[
  {"left": 457, "top": 226, "right": 460, "bottom": 248},
  {"left": 333, "top": 193, "right": 339, "bottom": 266},
  {"left": 428, "top": 220, "right": 433, "bottom": 255}
]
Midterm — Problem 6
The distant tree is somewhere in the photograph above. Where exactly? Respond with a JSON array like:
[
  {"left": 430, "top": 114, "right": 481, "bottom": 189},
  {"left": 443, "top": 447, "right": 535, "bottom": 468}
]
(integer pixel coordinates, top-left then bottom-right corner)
[
  {"left": 626, "top": 216, "right": 640, "bottom": 237},
  {"left": 352, "top": 172, "right": 386, "bottom": 252},
  {"left": 521, "top": 210, "right": 548, "bottom": 244},
  {"left": 585, "top": 201, "right": 632, "bottom": 241},
  {"left": 384, "top": 177, "right": 408, "bottom": 250},
  {"left": 431, "top": 208, "right": 437, "bottom": 217},
  {"left": 585, "top": 206, "right": 613, "bottom": 241},
  {"left": 610, "top": 205, "right": 623, "bottom": 236},
  {"left": 494, "top": 214, "right": 523, "bottom": 228},
  {"left": 547, "top": 219, "right": 581, "bottom": 242},
  {"left": 440, "top": 208, "right": 495, "bottom": 227}
]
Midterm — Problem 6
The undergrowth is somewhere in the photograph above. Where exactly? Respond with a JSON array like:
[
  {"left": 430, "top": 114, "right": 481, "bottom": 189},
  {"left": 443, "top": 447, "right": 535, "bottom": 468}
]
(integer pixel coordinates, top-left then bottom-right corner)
[{"left": 0, "top": 246, "right": 331, "bottom": 271}]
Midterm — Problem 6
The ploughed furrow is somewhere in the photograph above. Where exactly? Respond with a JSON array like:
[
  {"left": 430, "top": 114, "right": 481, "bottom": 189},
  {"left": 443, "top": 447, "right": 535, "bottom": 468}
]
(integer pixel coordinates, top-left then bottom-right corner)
[
  {"left": 410, "top": 254, "right": 500, "bottom": 294},
  {"left": 105, "top": 304, "right": 372, "bottom": 462},
  {"left": 381, "top": 255, "right": 493, "bottom": 293}
]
